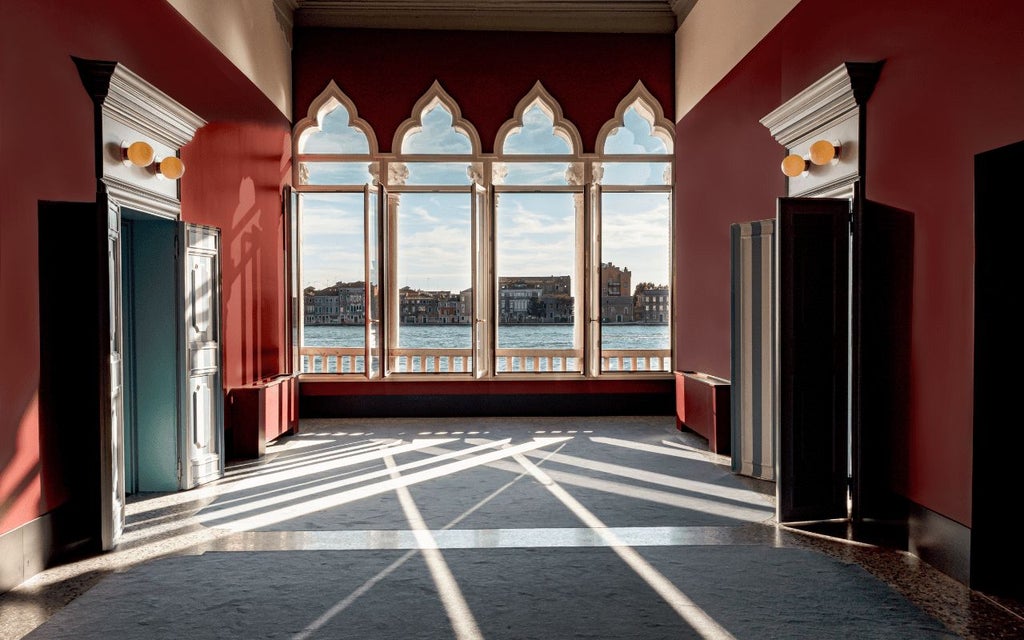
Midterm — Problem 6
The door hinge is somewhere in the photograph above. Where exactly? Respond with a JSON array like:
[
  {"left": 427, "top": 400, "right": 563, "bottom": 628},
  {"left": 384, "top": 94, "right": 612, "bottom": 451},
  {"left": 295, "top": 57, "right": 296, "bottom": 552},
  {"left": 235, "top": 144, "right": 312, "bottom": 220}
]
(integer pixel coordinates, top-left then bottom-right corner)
[{"left": 177, "top": 460, "right": 183, "bottom": 481}]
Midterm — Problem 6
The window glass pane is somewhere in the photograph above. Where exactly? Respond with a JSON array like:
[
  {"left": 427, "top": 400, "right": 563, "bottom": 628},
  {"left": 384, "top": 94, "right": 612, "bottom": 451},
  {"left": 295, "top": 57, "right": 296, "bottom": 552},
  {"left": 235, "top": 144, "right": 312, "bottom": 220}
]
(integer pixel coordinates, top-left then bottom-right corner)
[
  {"left": 600, "top": 192, "right": 671, "bottom": 372},
  {"left": 599, "top": 162, "right": 672, "bottom": 186},
  {"left": 401, "top": 103, "right": 473, "bottom": 154},
  {"left": 603, "top": 104, "right": 670, "bottom": 154},
  {"left": 300, "top": 193, "right": 366, "bottom": 373},
  {"left": 400, "top": 162, "right": 476, "bottom": 186},
  {"left": 298, "top": 162, "right": 373, "bottom": 186},
  {"left": 497, "top": 162, "right": 580, "bottom": 186},
  {"left": 495, "top": 192, "right": 581, "bottom": 373},
  {"left": 299, "top": 104, "right": 370, "bottom": 154},
  {"left": 502, "top": 103, "right": 573, "bottom": 155},
  {"left": 392, "top": 192, "right": 472, "bottom": 373}
]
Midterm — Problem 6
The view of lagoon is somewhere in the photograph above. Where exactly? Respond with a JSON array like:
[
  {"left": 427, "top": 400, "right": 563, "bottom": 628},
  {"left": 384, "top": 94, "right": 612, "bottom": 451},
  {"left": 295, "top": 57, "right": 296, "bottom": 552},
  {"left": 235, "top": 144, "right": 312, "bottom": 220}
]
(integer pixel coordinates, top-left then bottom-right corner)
[
  {"left": 303, "top": 323, "right": 670, "bottom": 350},
  {"left": 302, "top": 324, "right": 671, "bottom": 373}
]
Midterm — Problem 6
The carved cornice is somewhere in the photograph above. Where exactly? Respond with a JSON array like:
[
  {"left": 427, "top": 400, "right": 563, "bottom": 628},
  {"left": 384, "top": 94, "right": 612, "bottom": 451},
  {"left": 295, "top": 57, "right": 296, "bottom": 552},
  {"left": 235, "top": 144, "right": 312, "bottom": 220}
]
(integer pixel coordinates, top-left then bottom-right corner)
[
  {"left": 104, "top": 64, "right": 206, "bottom": 148},
  {"left": 668, "top": 0, "right": 698, "bottom": 25},
  {"left": 274, "top": 0, "right": 298, "bottom": 47},
  {"left": 74, "top": 56, "right": 206, "bottom": 149},
  {"left": 760, "top": 61, "right": 883, "bottom": 148}
]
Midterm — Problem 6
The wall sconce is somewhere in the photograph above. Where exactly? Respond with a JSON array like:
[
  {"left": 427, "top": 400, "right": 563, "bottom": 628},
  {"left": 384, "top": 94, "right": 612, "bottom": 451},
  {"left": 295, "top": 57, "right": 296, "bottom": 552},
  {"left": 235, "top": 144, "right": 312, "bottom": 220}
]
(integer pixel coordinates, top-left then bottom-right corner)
[
  {"left": 119, "top": 141, "right": 185, "bottom": 181},
  {"left": 122, "top": 141, "right": 154, "bottom": 167},
  {"left": 780, "top": 140, "right": 843, "bottom": 177},
  {"left": 809, "top": 139, "right": 841, "bottom": 165},
  {"left": 781, "top": 153, "right": 809, "bottom": 178},
  {"left": 156, "top": 156, "right": 186, "bottom": 180}
]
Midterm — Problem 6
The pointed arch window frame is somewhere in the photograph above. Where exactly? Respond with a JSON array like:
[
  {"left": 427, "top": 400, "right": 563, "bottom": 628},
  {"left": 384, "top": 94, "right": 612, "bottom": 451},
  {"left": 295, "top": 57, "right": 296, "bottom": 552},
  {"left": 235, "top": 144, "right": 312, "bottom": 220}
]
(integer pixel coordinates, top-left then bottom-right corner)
[
  {"left": 293, "top": 81, "right": 379, "bottom": 190},
  {"left": 594, "top": 81, "right": 675, "bottom": 189},
  {"left": 291, "top": 77, "right": 675, "bottom": 379},
  {"left": 487, "top": 81, "right": 591, "bottom": 374},
  {"left": 384, "top": 80, "right": 485, "bottom": 188},
  {"left": 591, "top": 81, "right": 676, "bottom": 374}
]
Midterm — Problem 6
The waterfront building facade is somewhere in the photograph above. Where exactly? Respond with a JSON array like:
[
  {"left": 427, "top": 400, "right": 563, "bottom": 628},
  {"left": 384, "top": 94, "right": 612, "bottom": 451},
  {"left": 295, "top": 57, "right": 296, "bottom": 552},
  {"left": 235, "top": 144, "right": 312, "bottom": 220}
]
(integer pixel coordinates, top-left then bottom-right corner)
[{"left": 304, "top": 273, "right": 664, "bottom": 326}]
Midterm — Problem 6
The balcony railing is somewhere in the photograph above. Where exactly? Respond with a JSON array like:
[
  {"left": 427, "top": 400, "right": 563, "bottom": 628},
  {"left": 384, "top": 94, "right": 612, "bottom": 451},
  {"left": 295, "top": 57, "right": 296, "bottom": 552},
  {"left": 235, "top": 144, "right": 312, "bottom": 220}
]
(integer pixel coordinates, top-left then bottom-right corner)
[
  {"left": 390, "top": 348, "right": 473, "bottom": 373},
  {"left": 299, "top": 346, "right": 671, "bottom": 374},
  {"left": 600, "top": 350, "right": 673, "bottom": 372},
  {"left": 301, "top": 347, "right": 365, "bottom": 374},
  {"left": 494, "top": 349, "right": 581, "bottom": 373}
]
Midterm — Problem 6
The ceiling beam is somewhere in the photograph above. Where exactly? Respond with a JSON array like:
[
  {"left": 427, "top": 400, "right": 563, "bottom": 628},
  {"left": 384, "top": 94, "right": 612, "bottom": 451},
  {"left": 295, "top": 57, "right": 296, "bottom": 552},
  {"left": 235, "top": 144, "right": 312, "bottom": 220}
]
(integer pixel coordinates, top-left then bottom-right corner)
[{"left": 293, "top": 1, "right": 681, "bottom": 33}]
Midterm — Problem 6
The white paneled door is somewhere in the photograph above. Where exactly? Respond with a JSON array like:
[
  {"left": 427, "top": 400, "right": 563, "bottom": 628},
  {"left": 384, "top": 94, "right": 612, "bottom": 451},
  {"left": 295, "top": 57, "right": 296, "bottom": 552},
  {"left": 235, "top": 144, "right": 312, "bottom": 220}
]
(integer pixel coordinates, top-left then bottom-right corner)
[{"left": 179, "top": 224, "right": 224, "bottom": 489}]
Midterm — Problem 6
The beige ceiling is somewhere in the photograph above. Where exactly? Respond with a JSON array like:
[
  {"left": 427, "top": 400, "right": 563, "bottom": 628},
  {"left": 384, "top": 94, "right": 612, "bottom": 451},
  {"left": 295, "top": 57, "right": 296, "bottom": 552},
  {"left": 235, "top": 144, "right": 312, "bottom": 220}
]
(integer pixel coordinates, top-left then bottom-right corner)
[{"left": 289, "top": 0, "right": 697, "bottom": 33}]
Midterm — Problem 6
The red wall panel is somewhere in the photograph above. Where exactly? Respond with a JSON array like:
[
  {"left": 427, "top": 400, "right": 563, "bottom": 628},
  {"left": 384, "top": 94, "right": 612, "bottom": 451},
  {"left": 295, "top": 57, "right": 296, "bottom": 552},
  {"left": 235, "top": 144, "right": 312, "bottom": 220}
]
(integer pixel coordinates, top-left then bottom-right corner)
[
  {"left": 293, "top": 28, "right": 675, "bottom": 153},
  {"left": 676, "top": 0, "right": 1024, "bottom": 526},
  {"left": 181, "top": 123, "right": 293, "bottom": 388},
  {"left": 675, "top": 39, "right": 785, "bottom": 379}
]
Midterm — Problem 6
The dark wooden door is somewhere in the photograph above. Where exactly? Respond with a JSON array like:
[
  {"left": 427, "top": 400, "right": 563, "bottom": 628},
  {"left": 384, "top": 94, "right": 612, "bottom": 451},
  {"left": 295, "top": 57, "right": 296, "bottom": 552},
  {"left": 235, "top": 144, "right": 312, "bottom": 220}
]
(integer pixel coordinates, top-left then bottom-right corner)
[
  {"left": 972, "top": 139, "right": 1024, "bottom": 599},
  {"left": 777, "top": 197, "right": 851, "bottom": 523},
  {"left": 851, "top": 197, "right": 913, "bottom": 528}
]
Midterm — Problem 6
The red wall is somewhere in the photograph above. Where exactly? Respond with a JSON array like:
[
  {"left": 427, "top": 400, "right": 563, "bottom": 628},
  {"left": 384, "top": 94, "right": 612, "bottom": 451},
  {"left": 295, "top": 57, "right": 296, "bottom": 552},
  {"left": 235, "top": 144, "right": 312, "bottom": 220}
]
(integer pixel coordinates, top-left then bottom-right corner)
[
  {"left": 181, "top": 123, "right": 292, "bottom": 388},
  {"left": 293, "top": 28, "right": 674, "bottom": 153},
  {"left": 0, "top": 1, "right": 288, "bottom": 535},
  {"left": 676, "top": 0, "right": 1024, "bottom": 526}
]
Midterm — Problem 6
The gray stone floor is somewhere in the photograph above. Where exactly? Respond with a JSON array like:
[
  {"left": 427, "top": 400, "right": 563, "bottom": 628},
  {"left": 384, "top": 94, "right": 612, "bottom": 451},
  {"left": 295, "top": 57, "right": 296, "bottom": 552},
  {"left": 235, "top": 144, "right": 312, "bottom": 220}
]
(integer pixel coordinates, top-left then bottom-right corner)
[{"left": 2, "top": 416, "right": 1023, "bottom": 639}]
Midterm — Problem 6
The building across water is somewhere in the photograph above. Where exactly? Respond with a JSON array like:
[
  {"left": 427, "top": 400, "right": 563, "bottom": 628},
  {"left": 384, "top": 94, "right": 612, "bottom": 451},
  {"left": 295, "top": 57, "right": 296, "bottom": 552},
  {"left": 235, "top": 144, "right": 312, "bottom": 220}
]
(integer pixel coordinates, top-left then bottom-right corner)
[{"left": 304, "top": 271, "right": 669, "bottom": 326}]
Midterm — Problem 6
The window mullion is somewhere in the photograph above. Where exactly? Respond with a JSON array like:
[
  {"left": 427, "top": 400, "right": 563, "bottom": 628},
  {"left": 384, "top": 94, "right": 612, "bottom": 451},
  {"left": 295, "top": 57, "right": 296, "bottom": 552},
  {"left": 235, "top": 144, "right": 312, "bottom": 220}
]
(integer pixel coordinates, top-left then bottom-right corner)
[
  {"left": 472, "top": 182, "right": 491, "bottom": 379},
  {"left": 585, "top": 182, "right": 602, "bottom": 378}
]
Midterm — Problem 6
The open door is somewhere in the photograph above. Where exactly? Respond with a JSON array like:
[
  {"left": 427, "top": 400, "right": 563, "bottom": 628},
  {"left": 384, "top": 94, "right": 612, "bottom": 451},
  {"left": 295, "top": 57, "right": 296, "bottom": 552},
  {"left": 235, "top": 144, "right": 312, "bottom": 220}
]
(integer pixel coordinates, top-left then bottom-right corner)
[
  {"left": 39, "top": 199, "right": 123, "bottom": 551},
  {"left": 850, "top": 196, "right": 913, "bottom": 530},
  {"left": 179, "top": 223, "right": 224, "bottom": 489},
  {"left": 101, "top": 200, "right": 126, "bottom": 550},
  {"left": 776, "top": 196, "right": 851, "bottom": 524},
  {"left": 972, "top": 139, "right": 1024, "bottom": 599}
]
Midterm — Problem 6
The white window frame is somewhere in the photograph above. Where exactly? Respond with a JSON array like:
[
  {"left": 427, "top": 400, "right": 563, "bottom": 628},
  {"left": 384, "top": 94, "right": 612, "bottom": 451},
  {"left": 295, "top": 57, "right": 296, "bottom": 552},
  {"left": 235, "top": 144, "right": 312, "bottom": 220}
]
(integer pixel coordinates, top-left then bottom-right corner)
[{"left": 292, "top": 80, "right": 674, "bottom": 379}]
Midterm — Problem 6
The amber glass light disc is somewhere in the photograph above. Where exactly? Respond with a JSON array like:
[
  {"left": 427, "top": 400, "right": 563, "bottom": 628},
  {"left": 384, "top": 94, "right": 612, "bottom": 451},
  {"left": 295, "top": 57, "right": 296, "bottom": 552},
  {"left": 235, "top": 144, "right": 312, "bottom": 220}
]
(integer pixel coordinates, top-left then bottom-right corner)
[{"left": 781, "top": 154, "right": 807, "bottom": 177}]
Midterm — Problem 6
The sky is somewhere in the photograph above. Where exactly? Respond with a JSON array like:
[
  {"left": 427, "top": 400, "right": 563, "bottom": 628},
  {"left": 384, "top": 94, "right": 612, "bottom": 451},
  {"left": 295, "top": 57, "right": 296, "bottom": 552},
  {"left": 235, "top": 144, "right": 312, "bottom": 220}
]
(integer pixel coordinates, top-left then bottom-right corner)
[{"left": 299, "top": 97, "right": 671, "bottom": 293}]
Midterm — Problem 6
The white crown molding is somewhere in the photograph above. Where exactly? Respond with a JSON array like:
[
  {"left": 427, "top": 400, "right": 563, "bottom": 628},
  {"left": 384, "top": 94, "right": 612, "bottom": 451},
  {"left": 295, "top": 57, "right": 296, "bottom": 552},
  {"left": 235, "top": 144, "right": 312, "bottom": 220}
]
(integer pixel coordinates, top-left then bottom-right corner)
[
  {"left": 274, "top": 0, "right": 298, "bottom": 46},
  {"left": 668, "top": 0, "right": 697, "bottom": 25},
  {"left": 760, "top": 64, "right": 857, "bottom": 148},
  {"left": 759, "top": 61, "right": 882, "bottom": 148},
  {"left": 760, "top": 61, "right": 883, "bottom": 197},
  {"left": 103, "top": 64, "right": 206, "bottom": 149},
  {"left": 275, "top": 0, "right": 298, "bottom": 27}
]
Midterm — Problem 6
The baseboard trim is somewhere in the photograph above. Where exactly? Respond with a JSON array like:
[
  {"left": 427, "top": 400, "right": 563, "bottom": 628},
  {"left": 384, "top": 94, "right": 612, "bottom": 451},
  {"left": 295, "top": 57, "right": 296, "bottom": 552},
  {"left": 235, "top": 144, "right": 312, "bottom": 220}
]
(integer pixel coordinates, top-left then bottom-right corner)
[
  {"left": 0, "top": 513, "right": 54, "bottom": 594},
  {"left": 908, "top": 501, "right": 970, "bottom": 586},
  {"left": 0, "top": 505, "right": 100, "bottom": 595}
]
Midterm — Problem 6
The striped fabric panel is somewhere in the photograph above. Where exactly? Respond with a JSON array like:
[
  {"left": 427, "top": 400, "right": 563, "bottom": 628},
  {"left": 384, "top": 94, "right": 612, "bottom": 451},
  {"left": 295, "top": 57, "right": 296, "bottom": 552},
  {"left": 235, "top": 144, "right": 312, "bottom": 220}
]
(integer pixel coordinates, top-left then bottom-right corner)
[{"left": 730, "top": 220, "right": 776, "bottom": 481}]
